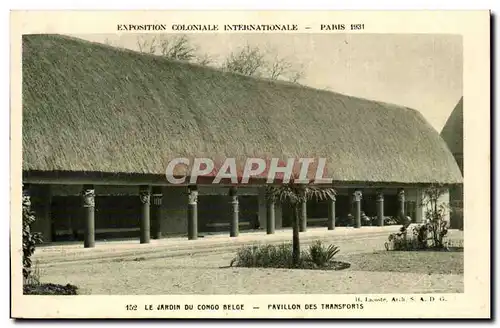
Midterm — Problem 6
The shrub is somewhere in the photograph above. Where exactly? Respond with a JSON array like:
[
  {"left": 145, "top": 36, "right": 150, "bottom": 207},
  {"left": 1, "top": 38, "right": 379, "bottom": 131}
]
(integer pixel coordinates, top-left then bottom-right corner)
[
  {"left": 384, "top": 185, "right": 453, "bottom": 252},
  {"left": 230, "top": 241, "right": 343, "bottom": 269},
  {"left": 230, "top": 243, "right": 295, "bottom": 268},
  {"left": 24, "top": 260, "right": 41, "bottom": 286},
  {"left": 24, "top": 283, "right": 78, "bottom": 295},
  {"left": 305, "top": 240, "right": 340, "bottom": 267},
  {"left": 422, "top": 185, "right": 450, "bottom": 249},
  {"left": 385, "top": 222, "right": 450, "bottom": 251},
  {"left": 22, "top": 190, "right": 43, "bottom": 280},
  {"left": 385, "top": 225, "right": 423, "bottom": 251}
]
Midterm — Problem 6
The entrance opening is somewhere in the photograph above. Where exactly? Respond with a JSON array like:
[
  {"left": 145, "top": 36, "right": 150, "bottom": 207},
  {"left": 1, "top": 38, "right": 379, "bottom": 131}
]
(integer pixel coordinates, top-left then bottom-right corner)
[
  {"left": 197, "top": 195, "right": 259, "bottom": 233},
  {"left": 51, "top": 196, "right": 141, "bottom": 241}
]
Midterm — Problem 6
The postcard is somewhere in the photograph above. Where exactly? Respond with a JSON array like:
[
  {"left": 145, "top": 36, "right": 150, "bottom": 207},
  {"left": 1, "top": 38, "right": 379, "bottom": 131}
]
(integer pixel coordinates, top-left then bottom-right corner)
[{"left": 10, "top": 10, "right": 490, "bottom": 319}]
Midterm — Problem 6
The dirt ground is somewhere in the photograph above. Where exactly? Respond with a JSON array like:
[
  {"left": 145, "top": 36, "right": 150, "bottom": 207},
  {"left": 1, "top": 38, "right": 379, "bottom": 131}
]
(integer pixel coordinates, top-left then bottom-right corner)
[{"left": 37, "top": 230, "right": 464, "bottom": 295}]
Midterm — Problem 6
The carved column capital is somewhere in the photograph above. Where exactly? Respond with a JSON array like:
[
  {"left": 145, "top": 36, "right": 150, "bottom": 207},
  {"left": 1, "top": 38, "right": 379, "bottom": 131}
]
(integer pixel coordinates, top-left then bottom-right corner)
[
  {"left": 229, "top": 187, "right": 238, "bottom": 204},
  {"left": 82, "top": 185, "right": 95, "bottom": 208},
  {"left": 228, "top": 187, "right": 238, "bottom": 197},
  {"left": 353, "top": 190, "right": 362, "bottom": 202},
  {"left": 397, "top": 188, "right": 405, "bottom": 202},
  {"left": 139, "top": 186, "right": 151, "bottom": 205},
  {"left": 376, "top": 190, "right": 384, "bottom": 202},
  {"left": 188, "top": 186, "right": 198, "bottom": 205}
]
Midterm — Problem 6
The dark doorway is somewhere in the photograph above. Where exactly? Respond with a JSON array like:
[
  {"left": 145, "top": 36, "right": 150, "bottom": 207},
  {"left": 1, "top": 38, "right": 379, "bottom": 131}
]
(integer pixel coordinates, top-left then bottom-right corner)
[
  {"left": 51, "top": 195, "right": 142, "bottom": 241},
  {"left": 198, "top": 195, "right": 258, "bottom": 233}
]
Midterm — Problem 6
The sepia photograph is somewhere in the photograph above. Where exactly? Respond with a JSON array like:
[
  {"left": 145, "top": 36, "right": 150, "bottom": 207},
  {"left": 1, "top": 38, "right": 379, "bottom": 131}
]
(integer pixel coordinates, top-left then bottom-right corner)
[{"left": 10, "top": 10, "right": 489, "bottom": 319}]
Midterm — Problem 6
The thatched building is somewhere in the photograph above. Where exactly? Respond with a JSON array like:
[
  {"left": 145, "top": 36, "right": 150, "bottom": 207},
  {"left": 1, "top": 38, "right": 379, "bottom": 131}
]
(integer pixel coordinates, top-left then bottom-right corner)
[
  {"left": 22, "top": 34, "right": 463, "bottom": 246},
  {"left": 440, "top": 97, "right": 464, "bottom": 229}
]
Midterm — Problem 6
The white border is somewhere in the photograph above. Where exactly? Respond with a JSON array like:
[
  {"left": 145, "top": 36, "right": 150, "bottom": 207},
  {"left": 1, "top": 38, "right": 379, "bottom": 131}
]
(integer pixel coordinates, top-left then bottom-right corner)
[{"left": 3, "top": 1, "right": 498, "bottom": 326}]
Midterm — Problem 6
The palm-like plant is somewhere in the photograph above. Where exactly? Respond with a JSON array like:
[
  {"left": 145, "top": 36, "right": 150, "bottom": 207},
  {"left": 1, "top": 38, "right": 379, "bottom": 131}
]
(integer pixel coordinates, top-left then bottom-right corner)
[
  {"left": 308, "top": 240, "right": 340, "bottom": 267},
  {"left": 266, "top": 181, "right": 336, "bottom": 267}
]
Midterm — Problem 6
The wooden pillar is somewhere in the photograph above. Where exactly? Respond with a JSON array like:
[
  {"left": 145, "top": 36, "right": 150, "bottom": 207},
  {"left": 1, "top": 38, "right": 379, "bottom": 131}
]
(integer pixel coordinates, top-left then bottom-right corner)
[
  {"left": 300, "top": 201, "right": 307, "bottom": 232},
  {"left": 266, "top": 199, "right": 275, "bottom": 234},
  {"left": 82, "top": 185, "right": 95, "bottom": 248},
  {"left": 376, "top": 190, "right": 384, "bottom": 227},
  {"left": 139, "top": 185, "right": 151, "bottom": 244},
  {"left": 229, "top": 187, "right": 239, "bottom": 237},
  {"left": 398, "top": 188, "right": 405, "bottom": 221},
  {"left": 353, "top": 189, "right": 362, "bottom": 228},
  {"left": 187, "top": 185, "right": 198, "bottom": 240},
  {"left": 327, "top": 195, "right": 336, "bottom": 230},
  {"left": 151, "top": 186, "right": 162, "bottom": 240}
]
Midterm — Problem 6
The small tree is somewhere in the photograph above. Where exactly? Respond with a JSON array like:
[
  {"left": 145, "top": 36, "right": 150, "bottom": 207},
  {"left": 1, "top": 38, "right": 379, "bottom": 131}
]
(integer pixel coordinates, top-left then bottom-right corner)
[
  {"left": 158, "top": 35, "right": 197, "bottom": 61},
  {"left": 421, "top": 185, "right": 450, "bottom": 249},
  {"left": 265, "top": 56, "right": 305, "bottom": 83},
  {"left": 137, "top": 35, "right": 157, "bottom": 54},
  {"left": 195, "top": 53, "right": 213, "bottom": 66},
  {"left": 223, "top": 45, "right": 305, "bottom": 83},
  {"left": 267, "top": 57, "right": 292, "bottom": 80},
  {"left": 223, "top": 45, "right": 266, "bottom": 77},
  {"left": 137, "top": 35, "right": 198, "bottom": 62},
  {"left": 22, "top": 187, "right": 42, "bottom": 280},
  {"left": 266, "top": 182, "right": 336, "bottom": 267},
  {"left": 132, "top": 38, "right": 306, "bottom": 82}
]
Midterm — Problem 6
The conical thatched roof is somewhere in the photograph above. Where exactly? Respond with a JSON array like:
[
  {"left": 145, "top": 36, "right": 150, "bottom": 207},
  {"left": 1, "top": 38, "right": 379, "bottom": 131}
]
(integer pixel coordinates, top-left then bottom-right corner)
[
  {"left": 22, "top": 34, "right": 462, "bottom": 184},
  {"left": 440, "top": 97, "right": 463, "bottom": 156}
]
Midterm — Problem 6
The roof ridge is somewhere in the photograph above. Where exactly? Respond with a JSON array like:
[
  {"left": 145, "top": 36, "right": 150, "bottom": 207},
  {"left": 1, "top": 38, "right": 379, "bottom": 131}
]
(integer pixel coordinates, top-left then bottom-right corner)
[{"left": 25, "top": 33, "right": 417, "bottom": 113}]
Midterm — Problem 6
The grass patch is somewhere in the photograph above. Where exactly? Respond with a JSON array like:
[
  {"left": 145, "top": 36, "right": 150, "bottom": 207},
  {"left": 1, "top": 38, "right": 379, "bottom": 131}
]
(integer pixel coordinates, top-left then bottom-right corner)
[
  {"left": 230, "top": 241, "right": 350, "bottom": 271},
  {"left": 344, "top": 250, "right": 464, "bottom": 275}
]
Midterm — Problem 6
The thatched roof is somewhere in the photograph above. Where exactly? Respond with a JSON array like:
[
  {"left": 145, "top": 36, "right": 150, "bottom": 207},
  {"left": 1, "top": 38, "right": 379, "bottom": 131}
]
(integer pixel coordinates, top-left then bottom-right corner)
[
  {"left": 440, "top": 97, "right": 463, "bottom": 156},
  {"left": 22, "top": 34, "right": 462, "bottom": 184}
]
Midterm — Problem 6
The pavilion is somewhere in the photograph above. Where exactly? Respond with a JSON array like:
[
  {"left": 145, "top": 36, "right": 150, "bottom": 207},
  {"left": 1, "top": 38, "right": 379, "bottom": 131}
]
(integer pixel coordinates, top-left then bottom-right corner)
[{"left": 22, "top": 34, "right": 463, "bottom": 247}]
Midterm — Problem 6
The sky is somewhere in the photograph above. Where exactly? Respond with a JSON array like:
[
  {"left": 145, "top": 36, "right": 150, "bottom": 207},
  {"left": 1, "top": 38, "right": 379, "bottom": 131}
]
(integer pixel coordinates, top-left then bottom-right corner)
[{"left": 75, "top": 33, "right": 462, "bottom": 132}]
